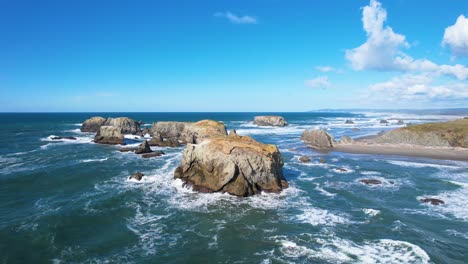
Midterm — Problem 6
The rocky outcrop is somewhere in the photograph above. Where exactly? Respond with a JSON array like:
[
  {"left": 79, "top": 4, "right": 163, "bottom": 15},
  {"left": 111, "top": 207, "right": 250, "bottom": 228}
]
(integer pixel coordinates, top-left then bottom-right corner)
[
  {"left": 339, "top": 135, "right": 354, "bottom": 144},
  {"left": 253, "top": 116, "right": 288, "bottom": 127},
  {"left": 94, "top": 126, "right": 125, "bottom": 145},
  {"left": 142, "top": 151, "right": 165, "bottom": 158},
  {"left": 81, "top": 117, "right": 106, "bottom": 132},
  {"left": 397, "top": 119, "right": 405, "bottom": 125},
  {"left": 129, "top": 172, "right": 144, "bottom": 181},
  {"left": 359, "top": 179, "right": 382, "bottom": 185},
  {"left": 370, "top": 119, "right": 468, "bottom": 148},
  {"left": 229, "top": 129, "right": 238, "bottom": 137},
  {"left": 174, "top": 135, "right": 288, "bottom": 197},
  {"left": 380, "top": 119, "right": 389, "bottom": 124},
  {"left": 345, "top": 120, "right": 354, "bottom": 124},
  {"left": 301, "top": 129, "right": 335, "bottom": 149},
  {"left": 135, "top": 140, "right": 152, "bottom": 154},
  {"left": 420, "top": 198, "right": 444, "bottom": 205},
  {"left": 51, "top": 136, "right": 77, "bottom": 140},
  {"left": 148, "top": 135, "right": 181, "bottom": 147},
  {"left": 104, "top": 117, "right": 141, "bottom": 135},
  {"left": 299, "top": 156, "right": 311, "bottom": 163},
  {"left": 149, "top": 120, "right": 227, "bottom": 145}
]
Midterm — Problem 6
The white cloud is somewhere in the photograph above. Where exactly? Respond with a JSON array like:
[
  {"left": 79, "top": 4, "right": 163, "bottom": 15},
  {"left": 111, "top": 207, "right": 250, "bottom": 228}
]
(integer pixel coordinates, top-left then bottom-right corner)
[
  {"left": 214, "top": 12, "right": 257, "bottom": 24},
  {"left": 305, "top": 76, "right": 331, "bottom": 88},
  {"left": 346, "top": 0, "right": 468, "bottom": 80},
  {"left": 367, "top": 74, "right": 468, "bottom": 103},
  {"left": 443, "top": 15, "right": 468, "bottom": 57},
  {"left": 315, "top": 66, "right": 335, "bottom": 72},
  {"left": 345, "top": 0, "right": 409, "bottom": 71}
]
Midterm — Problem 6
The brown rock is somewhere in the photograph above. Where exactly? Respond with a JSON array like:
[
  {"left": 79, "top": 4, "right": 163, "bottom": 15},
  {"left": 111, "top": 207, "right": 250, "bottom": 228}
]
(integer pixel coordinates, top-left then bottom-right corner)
[
  {"left": 104, "top": 117, "right": 141, "bottom": 135},
  {"left": 81, "top": 116, "right": 106, "bottom": 132},
  {"left": 174, "top": 135, "right": 287, "bottom": 197},
  {"left": 229, "top": 129, "right": 238, "bottom": 137},
  {"left": 129, "top": 172, "right": 144, "bottom": 181},
  {"left": 94, "top": 126, "right": 125, "bottom": 145},
  {"left": 150, "top": 120, "right": 227, "bottom": 144},
  {"left": 135, "top": 140, "right": 152, "bottom": 154},
  {"left": 119, "top": 147, "right": 138, "bottom": 152},
  {"left": 253, "top": 116, "right": 288, "bottom": 127},
  {"left": 301, "top": 129, "right": 335, "bottom": 149},
  {"left": 142, "top": 151, "right": 165, "bottom": 158},
  {"left": 299, "top": 156, "right": 311, "bottom": 163},
  {"left": 420, "top": 198, "right": 445, "bottom": 205},
  {"left": 319, "top": 158, "right": 326, "bottom": 164}
]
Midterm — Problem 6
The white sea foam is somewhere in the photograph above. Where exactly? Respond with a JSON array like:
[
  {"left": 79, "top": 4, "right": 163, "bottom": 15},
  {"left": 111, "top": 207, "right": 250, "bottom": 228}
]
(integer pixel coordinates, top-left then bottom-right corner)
[
  {"left": 42, "top": 135, "right": 94, "bottom": 144},
  {"left": 235, "top": 123, "right": 311, "bottom": 136},
  {"left": 330, "top": 166, "right": 354, "bottom": 174},
  {"left": 387, "top": 160, "right": 460, "bottom": 170},
  {"left": 296, "top": 207, "right": 349, "bottom": 226},
  {"left": 277, "top": 237, "right": 430, "bottom": 263},
  {"left": 362, "top": 208, "right": 381, "bottom": 217},
  {"left": 80, "top": 158, "right": 108, "bottom": 163},
  {"left": 314, "top": 184, "right": 336, "bottom": 197},
  {"left": 446, "top": 229, "right": 468, "bottom": 240}
]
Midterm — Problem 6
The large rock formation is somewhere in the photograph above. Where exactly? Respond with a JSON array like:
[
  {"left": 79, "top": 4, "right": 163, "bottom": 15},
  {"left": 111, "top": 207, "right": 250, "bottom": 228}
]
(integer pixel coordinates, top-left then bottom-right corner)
[
  {"left": 174, "top": 135, "right": 288, "bottom": 197},
  {"left": 94, "top": 126, "right": 125, "bottom": 145},
  {"left": 253, "top": 116, "right": 288, "bottom": 127},
  {"left": 81, "top": 117, "right": 106, "bottom": 132},
  {"left": 149, "top": 120, "right": 227, "bottom": 145},
  {"left": 301, "top": 129, "right": 335, "bottom": 149},
  {"left": 104, "top": 117, "right": 141, "bottom": 135}
]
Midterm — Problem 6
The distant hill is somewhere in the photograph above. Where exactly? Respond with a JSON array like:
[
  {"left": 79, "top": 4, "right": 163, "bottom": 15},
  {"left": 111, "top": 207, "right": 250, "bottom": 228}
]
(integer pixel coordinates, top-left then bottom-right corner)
[{"left": 311, "top": 108, "right": 468, "bottom": 116}]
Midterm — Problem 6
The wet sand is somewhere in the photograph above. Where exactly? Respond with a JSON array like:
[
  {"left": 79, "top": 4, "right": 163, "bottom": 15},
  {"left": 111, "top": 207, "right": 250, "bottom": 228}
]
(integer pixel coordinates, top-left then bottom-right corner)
[{"left": 334, "top": 143, "right": 468, "bottom": 161}]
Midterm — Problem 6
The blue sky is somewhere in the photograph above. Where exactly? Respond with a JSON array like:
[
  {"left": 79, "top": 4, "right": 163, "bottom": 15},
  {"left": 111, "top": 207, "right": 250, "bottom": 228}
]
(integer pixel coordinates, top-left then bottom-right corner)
[{"left": 0, "top": 0, "right": 467, "bottom": 112}]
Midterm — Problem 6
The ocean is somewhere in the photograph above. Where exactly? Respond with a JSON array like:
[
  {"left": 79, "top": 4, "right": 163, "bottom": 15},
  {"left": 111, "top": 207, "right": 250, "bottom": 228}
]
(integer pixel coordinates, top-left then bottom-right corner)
[{"left": 0, "top": 112, "right": 467, "bottom": 263}]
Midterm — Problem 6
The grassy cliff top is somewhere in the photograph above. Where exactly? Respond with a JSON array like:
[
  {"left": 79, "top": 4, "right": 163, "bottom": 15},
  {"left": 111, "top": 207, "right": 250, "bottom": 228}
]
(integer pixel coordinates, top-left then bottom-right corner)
[{"left": 404, "top": 118, "right": 468, "bottom": 133}]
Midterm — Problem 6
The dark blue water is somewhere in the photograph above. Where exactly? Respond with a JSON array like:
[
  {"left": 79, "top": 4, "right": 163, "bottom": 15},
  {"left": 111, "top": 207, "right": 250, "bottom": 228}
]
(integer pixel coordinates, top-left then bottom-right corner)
[{"left": 0, "top": 112, "right": 467, "bottom": 263}]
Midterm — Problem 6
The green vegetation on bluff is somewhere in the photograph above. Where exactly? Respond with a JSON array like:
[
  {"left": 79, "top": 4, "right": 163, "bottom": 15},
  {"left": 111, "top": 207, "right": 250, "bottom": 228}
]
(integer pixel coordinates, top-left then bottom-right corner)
[{"left": 403, "top": 118, "right": 468, "bottom": 147}]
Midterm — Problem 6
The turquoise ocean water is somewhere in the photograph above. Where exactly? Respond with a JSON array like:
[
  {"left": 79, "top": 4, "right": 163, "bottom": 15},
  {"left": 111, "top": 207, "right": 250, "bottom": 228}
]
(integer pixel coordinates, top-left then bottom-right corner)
[{"left": 0, "top": 112, "right": 467, "bottom": 263}]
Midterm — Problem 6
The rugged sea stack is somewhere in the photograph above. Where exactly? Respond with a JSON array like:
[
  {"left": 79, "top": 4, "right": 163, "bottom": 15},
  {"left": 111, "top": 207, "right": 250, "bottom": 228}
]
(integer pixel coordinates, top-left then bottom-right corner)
[
  {"left": 174, "top": 134, "right": 288, "bottom": 197},
  {"left": 253, "top": 116, "right": 288, "bottom": 127}
]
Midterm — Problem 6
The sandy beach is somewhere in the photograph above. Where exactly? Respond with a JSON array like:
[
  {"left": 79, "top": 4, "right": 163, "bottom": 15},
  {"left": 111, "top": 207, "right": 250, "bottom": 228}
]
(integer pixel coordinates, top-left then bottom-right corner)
[{"left": 334, "top": 143, "right": 468, "bottom": 161}]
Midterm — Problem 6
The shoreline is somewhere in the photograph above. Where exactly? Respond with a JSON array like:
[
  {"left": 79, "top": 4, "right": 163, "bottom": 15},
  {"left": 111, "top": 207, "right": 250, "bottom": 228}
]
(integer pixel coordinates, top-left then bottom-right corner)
[{"left": 333, "top": 143, "right": 468, "bottom": 162}]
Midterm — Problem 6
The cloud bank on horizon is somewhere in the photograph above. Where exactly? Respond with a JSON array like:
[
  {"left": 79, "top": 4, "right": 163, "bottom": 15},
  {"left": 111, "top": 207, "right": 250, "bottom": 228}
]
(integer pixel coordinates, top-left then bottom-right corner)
[{"left": 312, "top": 0, "right": 468, "bottom": 107}]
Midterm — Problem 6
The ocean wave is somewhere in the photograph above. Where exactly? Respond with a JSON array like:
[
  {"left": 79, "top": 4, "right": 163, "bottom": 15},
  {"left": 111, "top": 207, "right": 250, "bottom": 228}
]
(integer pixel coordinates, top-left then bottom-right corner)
[
  {"left": 387, "top": 160, "right": 460, "bottom": 170},
  {"left": 80, "top": 158, "right": 108, "bottom": 163},
  {"left": 276, "top": 236, "right": 430, "bottom": 263},
  {"left": 295, "top": 207, "right": 349, "bottom": 226}
]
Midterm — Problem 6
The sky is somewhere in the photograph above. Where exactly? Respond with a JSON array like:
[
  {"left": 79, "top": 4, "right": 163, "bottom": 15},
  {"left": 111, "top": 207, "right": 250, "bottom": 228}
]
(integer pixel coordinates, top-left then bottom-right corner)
[{"left": 0, "top": 0, "right": 467, "bottom": 112}]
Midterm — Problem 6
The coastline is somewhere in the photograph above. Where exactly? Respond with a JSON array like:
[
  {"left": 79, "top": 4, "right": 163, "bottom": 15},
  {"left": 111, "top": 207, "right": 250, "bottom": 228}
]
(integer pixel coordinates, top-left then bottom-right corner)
[{"left": 333, "top": 143, "right": 468, "bottom": 161}]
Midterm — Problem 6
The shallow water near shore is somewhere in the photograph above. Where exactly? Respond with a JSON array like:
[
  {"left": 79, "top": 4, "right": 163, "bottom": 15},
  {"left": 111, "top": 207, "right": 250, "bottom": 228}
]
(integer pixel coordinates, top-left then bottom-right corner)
[{"left": 0, "top": 112, "right": 467, "bottom": 263}]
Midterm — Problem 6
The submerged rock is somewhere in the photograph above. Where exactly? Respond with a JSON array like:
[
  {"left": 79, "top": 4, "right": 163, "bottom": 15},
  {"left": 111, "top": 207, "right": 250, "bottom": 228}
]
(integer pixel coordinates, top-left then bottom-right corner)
[
  {"left": 299, "top": 156, "right": 311, "bottom": 163},
  {"left": 253, "top": 116, "right": 288, "bottom": 127},
  {"left": 104, "top": 117, "right": 141, "bottom": 135},
  {"left": 380, "top": 119, "right": 389, "bottom": 124},
  {"left": 142, "top": 151, "right": 165, "bottom": 158},
  {"left": 135, "top": 140, "right": 152, "bottom": 154},
  {"left": 51, "top": 136, "right": 77, "bottom": 140},
  {"left": 359, "top": 179, "right": 382, "bottom": 185},
  {"left": 174, "top": 135, "right": 288, "bottom": 197},
  {"left": 81, "top": 117, "right": 106, "bottom": 132},
  {"left": 129, "top": 172, "right": 144, "bottom": 181},
  {"left": 301, "top": 129, "right": 335, "bottom": 149},
  {"left": 94, "top": 126, "right": 125, "bottom": 145},
  {"left": 420, "top": 198, "right": 445, "bottom": 205},
  {"left": 345, "top": 120, "right": 354, "bottom": 124},
  {"left": 319, "top": 158, "right": 326, "bottom": 164}
]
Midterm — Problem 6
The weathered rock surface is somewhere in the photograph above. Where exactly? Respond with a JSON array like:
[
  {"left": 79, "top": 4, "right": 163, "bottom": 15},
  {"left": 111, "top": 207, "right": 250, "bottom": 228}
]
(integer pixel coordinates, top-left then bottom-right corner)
[
  {"left": 150, "top": 120, "right": 227, "bottom": 145},
  {"left": 142, "top": 151, "right": 165, "bottom": 158},
  {"left": 299, "top": 156, "right": 311, "bottom": 163},
  {"left": 253, "top": 116, "right": 288, "bottom": 127},
  {"left": 339, "top": 135, "right": 354, "bottom": 144},
  {"left": 420, "top": 198, "right": 445, "bottom": 205},
  {"left": 135, "top": 140, "right": 152, "bottom": 154},
  {"left": 81, "top": 117, "right": 106, "bottom": 132},
  {"left": 174, "top": 135, "right": 288, "bottom": 197},
  {"left": 148, "top": 135, "right": 181, "bottom": 147},
  {"left": 119, "top": 147, "right": 138, "bottom": 152},
  {"left": 104, "top": 117, "right": 141, "bottom": 135},
  {"left": 94, "top": 126, "right": 125, "bottom": 145},
  {"left": 229, "top": 129, "right": 238, "bottom": 137},
  {"left": 301, "top": 129, "right": 335, "bottom": 149},
  {"left": 129, "top": 172, "right": 144, "bottom": 181}
]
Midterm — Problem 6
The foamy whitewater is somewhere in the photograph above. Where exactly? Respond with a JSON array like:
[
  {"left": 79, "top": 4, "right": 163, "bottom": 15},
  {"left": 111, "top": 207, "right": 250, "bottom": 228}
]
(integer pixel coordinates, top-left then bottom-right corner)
[{"left": 0, "top": 112, "right": 467, "bottom": 263}]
